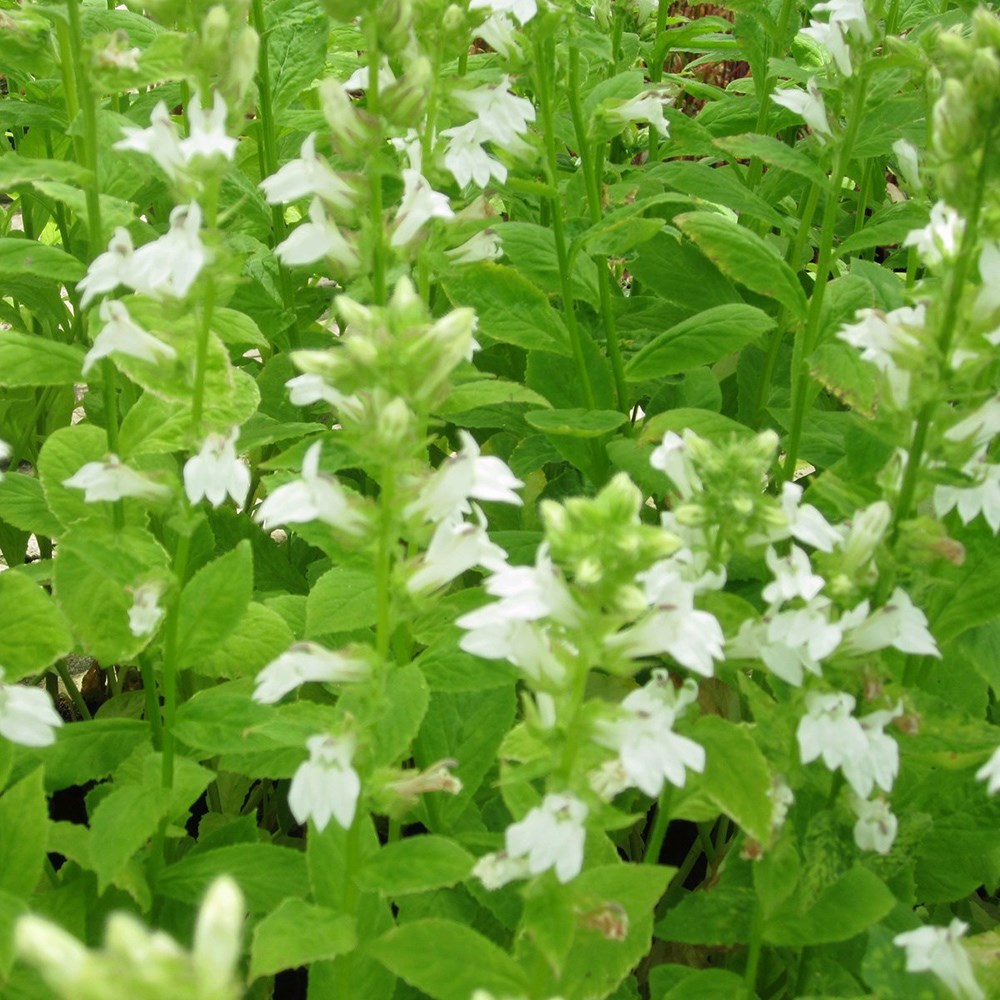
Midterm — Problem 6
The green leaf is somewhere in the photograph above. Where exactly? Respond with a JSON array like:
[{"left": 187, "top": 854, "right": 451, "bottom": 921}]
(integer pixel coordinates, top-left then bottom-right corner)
[
  {"left": 496, "top": 221, "right": 601, "bottom": 306},
  {"left": 173, "top": 685, "right": 277, "bottom": 756},
  {"left": 0, "top": 889, "right": 29, "bottom": 980},
  {"left": 0, "top": 768, "right": 47, "bottom": 900},
  {"left": 0, "top": 332, "right": 85, "bottom": 387},
  {"left": 38, "top": 424, "right": 112, "bottom": 528},
  {"left": 0, "top": 239, "right": 85, "bottom": 283},
  {"left": 54, "top": 525, "right": 171, "bottom": 664},
  {"left": 651, "top": 161, "right": 786, "bottom": 228},
  {"left": 655, "top": 886, "right": 755, "bottom": 947},
  {"left": 363, "top": 663, "right": 429, "bottom": 767},
  {"left": 694, "top": 716, "right": 772, "bottom": 843},
  {"left": 525, "top": 408, "right": 627, "bottom": 438},
  {"left": 0, "top": 570, "right": 73, "bottom": 680},
  {"left": 836, "top": 200, "right": 930, "bottom": 259},
  {"left": 28, "top": 719, "right": 148, "bottom": 791},
  {"left": 764, "top": 865, "right": 895, "bottom": 946},
  {"left": 0, "top": 153, "right": 88, "bottom": 188},
  {"left": 307, "top": 565, "right": 377, "bottom": 638},
  {"left": 652, "top": 966, "right": 749, "bottom": 999},
  {"left": 89, "top": 781, "right": 165, "bottom": 894},
  {"left": 437, "top": 379, "right": 552, "bottom": 415},
  {"left": 630, "top": 232, "right": 740, "bottom": 313},
  {"left": 266, "top": 0, "right": 329, "bottom": 112},
  {"left": 676, "top": 211, "right": 808, "bottom": 319},
  {"left": 250, "top": 900, "right": 356, "bottom": 980},
  {"left": 808, "top": 341, "right": 879, "bottom": 418},
  {"left": 197, "top": 602, "right": 295, "bottom": 680},
  {"left": 212, "top": 307, "right": 269, "bottom": 349},
  {"left": 0, "top": 473, "right": 62, "bottom": 538},
  {"left": 640, "top": 408, "right": 752, "bottom": 444},
  {"left": 626, "top": 304, "right": 775, "bottom": 381},
  {"left": 414, "top": 641, "right": 519, "bottom": 691},
  {"left": 157, "top": 843, "right": 309, "bottom": 913},
  {"left": 367, "top": 919, "right": 529, "bottom": 1000},
  {"left": 176, "top": 541, "right": 253, "bottom": 671},
  {"left": 713, "top": 132, "right": 828, "bottom": 186},
  {"left": 356, "top": 837, "right": 475, "bottom": 896},
  {"left": 442, "top": 264, "right": 571, "bottom": 356}
]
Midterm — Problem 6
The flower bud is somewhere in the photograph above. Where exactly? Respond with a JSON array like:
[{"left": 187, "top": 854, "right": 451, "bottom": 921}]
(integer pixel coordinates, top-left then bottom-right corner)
[
  {"left": 319, "top": 77, "right": 374, "bottom": 156},
  {"left": 229, "top": 26, "right": 260, "bottom": 104},
  {"left": 442, "top": 4, "right": 465, "bottom": 34},
  {"left": 192, "top": 876, "right": 244, "bottom": 996},
  {"left": 376, "top": 395, "right": 415, "bottom": 452},
  {"left": 376, "top": 0, "right": 414, "bottom": 55},
  {"left": 382, "top": 56, "right": 433, "bottom": 128}
]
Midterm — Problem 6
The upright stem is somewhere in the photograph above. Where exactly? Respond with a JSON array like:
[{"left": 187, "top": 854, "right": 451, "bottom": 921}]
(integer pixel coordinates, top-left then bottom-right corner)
[
  {"left": 782, "top": 80, "right": 867, "bottom": 481},
  {"left": 647, "top": 0, "right": 671, "bottom": 162},
  {"left": 534, "top": 35, "right": 596, "bottom": 411},
  {"left": 160, "top": 532, "right": 192, "bottom": 792},
  {"left": 568, "top": 48, "right": 627, "bottom": 414},
  {"left": 374, "top": 466, "right": 395, "bottom": 663},
  {"left": 643, "top": 786, "right": 673, "bottom": 864},
  {"left": 190, "top": 181, "right": 219, "bottom": 435},
  {"left": 365, "top": 16, "right": 387, "bottom": 306}
]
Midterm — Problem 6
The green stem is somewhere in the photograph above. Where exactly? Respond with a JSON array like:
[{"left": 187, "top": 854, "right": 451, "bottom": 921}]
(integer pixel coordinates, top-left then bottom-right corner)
[
  {"left": 139, "top": 654, "right": 163, "bottom": 749},
  {"left": 337, "top": 817, "right": 361, "bottom": 1000},
  {"left": 190, "top": 182, "right": 219, "bottom": 434},
  {"left": 744, "top": 903, "right": 764, "bottom": 999},
  {"left": 643, "top": 786, "right": 673, "bottom": 864},
  {"left": 365, "top": 15, "right": 387, "bottom": 306},
  {"left": 160, "top": 532, "right": 192, "bottom": 792},
  {"left": 374, "top": 467, "right": 395, "bottom": 662},
  {"left": 647, "top": 0, "right": 671, "bottom": 162},
  {"left": 54, "top": 661, "right": 91, "bottom": 721},
  {"left": 535, "top": 35, "right": 596, "bottom": 411},
  {"left": 782, "top": 79, "right": 867, "bottom": 481},
  {"left": 568, "top": 47, "right": 627, "bottom": 414}
]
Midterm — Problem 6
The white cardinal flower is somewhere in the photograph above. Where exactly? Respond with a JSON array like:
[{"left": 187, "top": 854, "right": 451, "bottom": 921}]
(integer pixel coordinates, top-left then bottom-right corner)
[
  {"left": 504, "top": 793, "right": 588, "bottom": 884},
  {"left": 454, "top": 78, "right": 536, "bottom": 148},
  {"left": 801, "top": 18, "right": 854, "bottom": 77},
  {"left": 253, "top": 441, "right": 367, "bottom": 533},
  {"left": 851, "top": 795, "right": 897, "bottom": 855},
  {"left": 183, "top": 428, "right": 251, "bottom": 508},
  {"left": 178, "top": 90, "right": 238, "bottom": 164},
  {"left": 0, "top": 669, "right": 63, "bottom": 747},
  {"left": 471, "top": 851, "right": 532, "bottom": 890},
  {"left": 0, "top": 438, "right": 10, "bottom": 481},
  {"left": 975, "top": 746, "right": 1000, "bottom": 795},
  {"left": 442, "top": 121, "right": 508, "bottom": 189},
  {"left": 114, "top": 100, "right": 184, "bottom": 179},
  {"left": 391, "top": 169, "right": 454, "bottom": 248},
  {"left": 469, "top": 0, "right": 537, "bottom": 23},
  {"left": 288, "top": 733, "right": 361, "bottom": 832},
  {"left": 63, "top": 454, "right": 170, "bottom": 503},
  {"left": 601, "top": 90, "right": 671, "bottom": 138},
  {"left": 127, "top": 582, "right": 166, "bottom": 637},
  {"left": 762, "top": 545, "right": 826, "bottom": 605},
  {"left": 777, "top": 481, "right": 843, "bottom": 552},
  {"left": 903, "top": 201, "right": 965, "bottom": 267},
  {"left": 892, "top": 139, "right": 922, "bottom": 191},
  {"left": 840, "top": 587, "right": 939, "bottom": 658},
  {"left": 259, "top": 132, "right": 357, "bottom": 209},
  {"left": 650, "top": 431, "right": 701, "bottom": 499},
  {"left": 934, "top": 460, "right": 1000, "bottom": 533},
  {"left": 275, "top": 197, "right": 359, "bottom": 270},
  {"left": 190, "top": 876, "right": 244, "bottom": 998},
  {"left": 894, "top": 919, "right": 984, "bottom": 1000},
  {"left": 82, "top": 299, "right": 177, "bottom": 375},
  {"left": 772, "top": 77, "right": 832, "bottom": 139},
  {"left": 76, "top": 227, "right": 136, "bottom": 308},
  {"left": 253, "top": 642, "right": 370, "bottom": 704},
  {"left": 127, "top": 202, "right": 206, "bottom": 299},
  {"left": 406, "top": 430, "right": 523, "bottom": 522},
  {"left": 406, "top": 506, "right": 508, "bottom": 594},
  {"left": 446, "top": 229, "right": 503, "bottom": 264},
  {"left": 593, "top": 672, "right": 705, "bottom": 797}
]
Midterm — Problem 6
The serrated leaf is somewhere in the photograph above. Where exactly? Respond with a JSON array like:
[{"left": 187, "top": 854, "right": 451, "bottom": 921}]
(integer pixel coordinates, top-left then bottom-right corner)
[
  {"left": 525, "top": 408, "right": 627, "bottom": 438},
  {"left": 250, "top": 900, "right": 356, "bottom": 980},
  {"left": 640, "top": 408, "right": 752, "bottom": 444},
  {"left": 0, "top": 473, "right": 62, "bottom": 537},
  {"left": 89, "top": 781, "right": 165, "bottom": 894},
  {"left": 626, "top": 304, "right": 775, "bottom": 381},
  {"left": 28, "top": 719, "right": 148, "bottom": 791},
  {"left": 0, "top": 768, "right": 47, "bottom": 900},
  {"left": 714, "top": 133, "right": 827, "bottom": 187},
  {"left": 356, "top": 836, "right": 475, "bottom": 896},
  {"left": 367, "top": 919, "right": 529, "bottom": 1000},
  {"left": 0, "top": 570, "right": 73, "bottom": 680},
  {"left": 196, "top": 602, "right": 295, "bottom": 680},
  {"left": 809, "top": 341, "right": 880, "bottom": 417},
  {"left": 651, "top": 161, "right": 786, "bottom": 228},
  {"left": 0, "top": 239, "right": 85, "bottom": 283},
  {"left": 307, "top": 565, "right": 377, "bottom": 637},
  {"left": 677, "top": 211, "right": 808, "bottom": 319},
  {"left": 437, "top": 379, "right": 552, "bottom": 415}
]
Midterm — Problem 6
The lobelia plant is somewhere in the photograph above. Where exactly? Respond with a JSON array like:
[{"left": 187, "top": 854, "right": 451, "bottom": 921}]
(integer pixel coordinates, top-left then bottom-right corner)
[{"left": 0, "top": 0, "right": 998, "bottom": 999}]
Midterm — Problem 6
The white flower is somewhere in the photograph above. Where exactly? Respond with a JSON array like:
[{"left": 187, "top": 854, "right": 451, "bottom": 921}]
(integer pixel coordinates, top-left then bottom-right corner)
[
  {"left": 602, "top": 91, "right": 670, "bottom": 138},
  {"left": 762, "top": 545, "right": 825, "bottom": 605},
  {"left": 406, "top": 506, "right": 508, "bottom": 594},
  {"left": 178, "top": 91, "right": 238, "bottom": 164},
  {"left": 406, "top": 430, "right": 523, "bottom": 522},
  {"left": 975, "top": 746, "right": 1000, "bottom": 795},
  {"left": 903, "top": 201, "right": 965, "bottom": 267},
  {"left": 778, "top": 481, "right": 842, "bottom": 552},
  {"left": 772, "top": 77, "right": 832, "bottom": 139},
  {"left": 391, "top": 169, "right": 454, "bottom": 247},
  {"left": 797, "top": 692, "right": 900, "bottom": 798},
  {"left": 15, "top": 916, "right": 90, "bottom": 988},
  {"left": 469, "top": 0, "right": 537, "bottom": 24},
  {"left": 454, "top": 79, "right": 536, "bottom": 148},
  {"left": 840, "top": 587, "right": 939, "bottom": 658},
  {"left": 836, "top": 305, "right": 925, "bottom": 407},
  {"left": 851, "top": 795, "right": 897, "bottom": 855},
  {"left": 183, "top": 428, "right": 251, "bottom": 508},
  {"left": 894, "top": 919, "right": 984, "bottom": 1000},
  {"left": 593, "top": 672, "right": 705, "bottom": 797},
  {"left": 191, "top": 877, "right": 244, "bottom": 997},
  {"left": 253, "top": 441, "right": 366, "bottom": 533},
  {"left": 813, "top": 0, "right": 872, "bottom": 40},
  {"left": 606, "top": 579, "right": 724, "bottom": 677},
  {"left": 259, "top": 132, "right": 356, "bottom": 209},
  {"left": 127, "top": 583, "right": 166, "bottom": 637},
  {"left": 127, "top": 202, "right": 206, "bottom": 300},
  {"left": 285, "top": 373, "right": 361, "bottom": 417},
  {"left": 63, "top": 454, "right": 170, "bottom": 503},
  {"left": 460, "top": 618, "right": 567, "bottom": 685},
  {"left": 253, "top": 642, "right": 370, "bottom": 703},
  {"left": 342, "top": 58, "right": 396, "bottom": 93},
  {"left": 944, "top": 396, "right": 1000, "bottom": 448},
  {"left": 934, "top": 461, "right": 1000, "bottom": 533},
  {"left": 82, "top": 299, "right": 177, "bottom": 375},
  {"left": 76, "top": 227, "right": 136, "bottom": 308},
  {"left": 504, "top": 793, "right": 587, "bottom": 883},
  {"left": 0, "top": 438, "right": 11, "bottom": 481},
  {"left": 476, "top": 13, "right": 520, "bottom": 58},
  {"left": 892, "top": 139, "right": 922, "bottom": 191},
  {"left": 0, "top": 668, "right": 63, "bottom": 747},
  {"left": 442, "top": 121, "right": 508, "bottom": 189},
  {"left": 650, "top": 431, "right": 701, "bottom": 498},
  {"left": 275, "top": 197, "right": 359, "bottom": 270},
  {"left": 801, "top": 19, "right": 854, "bottom": 77},
  {"left": 114, "top": 101, "right": 184, "bottom": 179},
  {"left": 446, "top": 230, "right": 503, "bottom": 264},
  {"left": 288, "top": 734, "right": 361, "bottom": 832},
  {"left": 975, "top": 241, "right": 1000, "bottom": 315}
]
